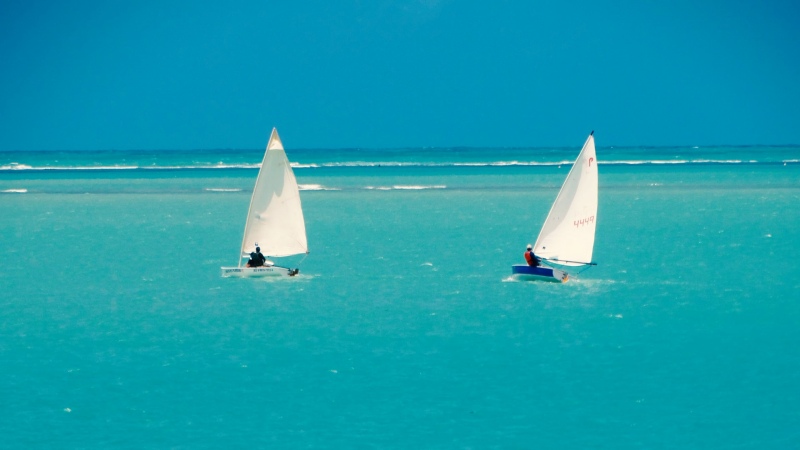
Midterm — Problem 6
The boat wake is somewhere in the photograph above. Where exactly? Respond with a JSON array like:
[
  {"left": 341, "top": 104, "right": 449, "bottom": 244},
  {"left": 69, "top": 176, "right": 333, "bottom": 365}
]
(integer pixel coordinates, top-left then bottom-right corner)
[{"left": 252, "top": 272, "right": 313, "bottom": 282}]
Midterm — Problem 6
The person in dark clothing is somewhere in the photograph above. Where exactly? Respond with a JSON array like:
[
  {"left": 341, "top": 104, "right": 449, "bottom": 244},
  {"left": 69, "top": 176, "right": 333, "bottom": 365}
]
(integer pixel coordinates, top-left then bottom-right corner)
[
  {"left": 524, "top": 244, "right": 540, "bottom": 267},
  {"left": 247, "top": 246, "right": 267, "bottom": 267}
]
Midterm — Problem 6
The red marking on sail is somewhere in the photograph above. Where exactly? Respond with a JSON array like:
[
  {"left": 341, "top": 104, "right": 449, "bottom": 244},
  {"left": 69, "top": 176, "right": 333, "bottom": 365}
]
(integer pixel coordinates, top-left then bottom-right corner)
[{"left": 573, "top": 215, "right": 595, "bottom": 228}]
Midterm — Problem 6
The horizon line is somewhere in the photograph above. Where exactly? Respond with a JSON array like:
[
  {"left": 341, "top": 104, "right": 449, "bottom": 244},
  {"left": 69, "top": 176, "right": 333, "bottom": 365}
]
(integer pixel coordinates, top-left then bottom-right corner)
[{"left": 2, "top": 143, "right": 800, "bottom": 152}]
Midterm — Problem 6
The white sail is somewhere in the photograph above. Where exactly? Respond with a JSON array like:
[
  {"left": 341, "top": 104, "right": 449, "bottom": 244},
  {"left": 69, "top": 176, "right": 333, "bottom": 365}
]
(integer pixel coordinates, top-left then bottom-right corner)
[
  {"left": 239, "top": 128, "right": 308, "bottom": 263},
  {"left": 533, "top": 133, "right": 598, "bottom": 266}
]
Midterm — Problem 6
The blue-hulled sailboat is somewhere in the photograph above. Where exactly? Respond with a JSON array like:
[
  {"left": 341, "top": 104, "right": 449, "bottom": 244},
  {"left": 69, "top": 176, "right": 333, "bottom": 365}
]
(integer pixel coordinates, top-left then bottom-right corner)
[{"left": 513, "top": 132, "right": 598, "bottom": 282}]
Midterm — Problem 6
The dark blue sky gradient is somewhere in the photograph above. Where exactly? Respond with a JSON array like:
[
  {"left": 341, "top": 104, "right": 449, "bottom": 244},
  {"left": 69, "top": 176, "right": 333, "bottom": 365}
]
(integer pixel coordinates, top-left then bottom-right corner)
[{"left": 1, "top": 0, "right": 798, "bottom": 149}]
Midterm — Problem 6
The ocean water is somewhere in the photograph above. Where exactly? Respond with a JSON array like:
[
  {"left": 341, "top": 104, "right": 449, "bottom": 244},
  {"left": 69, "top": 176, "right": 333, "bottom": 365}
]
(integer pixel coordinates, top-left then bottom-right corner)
[{"left": 1, "top": 145, "right": 799, "bottom": 448}]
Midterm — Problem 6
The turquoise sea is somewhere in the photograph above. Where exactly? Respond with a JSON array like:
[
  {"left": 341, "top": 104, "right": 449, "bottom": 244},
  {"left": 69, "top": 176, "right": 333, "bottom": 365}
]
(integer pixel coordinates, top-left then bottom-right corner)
[{"left": 1, "top": 144, "right": 799, "bottom": 448}]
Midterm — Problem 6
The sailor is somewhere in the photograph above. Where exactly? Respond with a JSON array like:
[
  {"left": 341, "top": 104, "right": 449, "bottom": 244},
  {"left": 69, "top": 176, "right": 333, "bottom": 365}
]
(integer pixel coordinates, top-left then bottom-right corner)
[
  {"left": 524, "top": 244, "right": 540, "bottom": 267},
  {"left": 247, "top": 246, "right": 267, "bottom": 267}
]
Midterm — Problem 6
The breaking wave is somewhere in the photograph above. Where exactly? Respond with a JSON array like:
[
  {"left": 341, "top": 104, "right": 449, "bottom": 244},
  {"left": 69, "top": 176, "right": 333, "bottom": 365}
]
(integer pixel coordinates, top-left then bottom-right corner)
[
  {"left": 298, "top": 184, "right": 340, "bottom": 191},
  {"left": 1, "top": 159, "right": 795, "bottom": 173},
  {"left": 364, "top": 185, "right": 447, "bottom": 190}
]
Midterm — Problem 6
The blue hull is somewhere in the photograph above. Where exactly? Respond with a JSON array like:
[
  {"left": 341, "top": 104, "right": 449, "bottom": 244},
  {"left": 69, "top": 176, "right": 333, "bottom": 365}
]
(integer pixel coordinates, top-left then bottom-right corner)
[{"left": 511, "top": 264, "right": 568, "bottom": 283}]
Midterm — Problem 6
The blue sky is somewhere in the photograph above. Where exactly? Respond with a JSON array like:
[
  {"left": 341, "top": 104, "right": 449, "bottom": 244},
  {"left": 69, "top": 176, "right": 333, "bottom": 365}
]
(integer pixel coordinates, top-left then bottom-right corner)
[{"left": 1, "top": 0, "right": 798, "bottom": 150}]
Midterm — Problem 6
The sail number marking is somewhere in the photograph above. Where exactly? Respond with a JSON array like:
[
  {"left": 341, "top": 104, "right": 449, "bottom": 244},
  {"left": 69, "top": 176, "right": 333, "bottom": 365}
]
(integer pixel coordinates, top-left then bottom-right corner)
[{"left": 573, "top": 215, "right": 595, "bottom": 228}]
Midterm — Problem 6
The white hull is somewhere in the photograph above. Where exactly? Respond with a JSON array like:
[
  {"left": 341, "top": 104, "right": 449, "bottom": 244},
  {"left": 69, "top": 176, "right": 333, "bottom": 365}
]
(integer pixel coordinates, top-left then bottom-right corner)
[{"left": 220, "top": 266, "right": 298, "bottom": 278}]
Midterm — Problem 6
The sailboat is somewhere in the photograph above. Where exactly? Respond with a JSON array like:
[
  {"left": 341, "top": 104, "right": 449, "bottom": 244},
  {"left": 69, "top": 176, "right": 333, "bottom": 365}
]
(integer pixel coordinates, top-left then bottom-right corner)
[
  {"left": 221, "top": 128, "right": 308, "bottom": 278},
  {"left": 512, "top": 132, "right": 598, "bottom": 283}
]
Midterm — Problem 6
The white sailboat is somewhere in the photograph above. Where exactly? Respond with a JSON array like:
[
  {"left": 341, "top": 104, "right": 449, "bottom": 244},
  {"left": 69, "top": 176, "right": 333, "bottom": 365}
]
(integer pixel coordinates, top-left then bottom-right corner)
[
  {"left": 221, "top": 128, "right": 308, "bottom": 278},
  {"left": 512, "top": 132, "right": 598, "bottom": 282}
]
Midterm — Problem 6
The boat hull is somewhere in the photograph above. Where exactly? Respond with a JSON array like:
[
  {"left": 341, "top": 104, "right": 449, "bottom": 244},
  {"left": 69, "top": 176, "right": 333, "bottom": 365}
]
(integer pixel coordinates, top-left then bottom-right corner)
[
  {"left": 220, "top": 265, "right": 298, "bottom": 278},
  {"left": 511, "top": 264, "right": 569, "bottom": 283}
]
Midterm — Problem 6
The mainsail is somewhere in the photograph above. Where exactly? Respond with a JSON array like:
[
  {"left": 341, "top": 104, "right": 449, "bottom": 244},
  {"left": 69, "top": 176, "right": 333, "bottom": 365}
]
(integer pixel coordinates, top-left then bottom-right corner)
[
  {"left": 239, "top": 128, "right": 308, "bottom": 264},
  {"left": 533, "top": 133, "right": 598, "bottom": 266}
]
